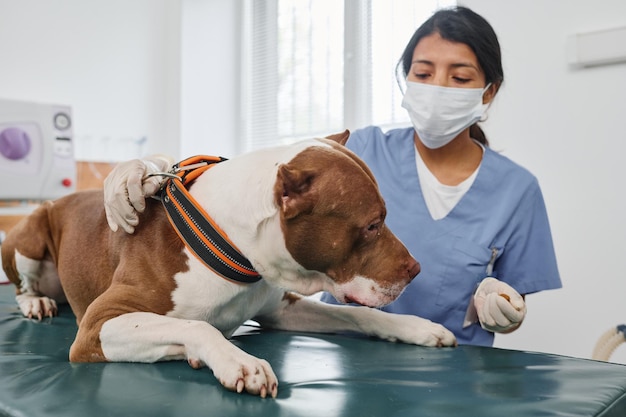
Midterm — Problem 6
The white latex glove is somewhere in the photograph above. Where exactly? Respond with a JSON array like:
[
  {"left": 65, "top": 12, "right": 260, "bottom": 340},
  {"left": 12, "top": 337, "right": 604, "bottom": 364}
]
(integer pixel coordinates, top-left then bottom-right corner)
[
  {"left": 104, "top": 155, "right": 174, "bottom": 233},
  {"left": 473, "top": 277, "right": 526, "bottom": 333}
]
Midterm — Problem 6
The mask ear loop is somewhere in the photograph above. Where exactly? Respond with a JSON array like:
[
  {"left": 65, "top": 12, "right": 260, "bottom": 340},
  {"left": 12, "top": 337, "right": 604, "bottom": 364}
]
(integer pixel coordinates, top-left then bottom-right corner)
[
  {"left": 482, "top": 83, "right": 493, "bottom": 100},
  {"left": 479, "top": 83, "right": 495, "bottom": 123},
  {"left": 395, "top": 61, "right": 408, "bottom": 95}
]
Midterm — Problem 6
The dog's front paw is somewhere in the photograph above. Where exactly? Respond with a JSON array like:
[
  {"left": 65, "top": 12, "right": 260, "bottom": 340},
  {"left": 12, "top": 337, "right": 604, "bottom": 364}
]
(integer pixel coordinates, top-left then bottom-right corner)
[
  {"left": 202, "top": 350, "right": 278, "bottom": 398},
  {"left": 15, "top": 293, "right": 58, "bottom": 320},
  {"left": 409, "top": 317, "right": 457, "bottom": 347},
  {"left": 386, "top": 315, "right": 456, "bottom": 347}
]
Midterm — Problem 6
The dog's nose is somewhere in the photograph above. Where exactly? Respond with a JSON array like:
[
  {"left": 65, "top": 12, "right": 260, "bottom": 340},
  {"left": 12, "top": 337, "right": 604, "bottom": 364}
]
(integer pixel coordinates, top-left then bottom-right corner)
[{"left": 407, "top": 258, "right": 421, "bottom": 280}]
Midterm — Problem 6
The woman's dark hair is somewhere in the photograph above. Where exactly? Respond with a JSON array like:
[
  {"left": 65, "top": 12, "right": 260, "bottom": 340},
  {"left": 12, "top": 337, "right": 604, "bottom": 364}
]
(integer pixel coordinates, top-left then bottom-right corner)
[{"left": 396, "top": 6, "right": 503, "bottom": 146}]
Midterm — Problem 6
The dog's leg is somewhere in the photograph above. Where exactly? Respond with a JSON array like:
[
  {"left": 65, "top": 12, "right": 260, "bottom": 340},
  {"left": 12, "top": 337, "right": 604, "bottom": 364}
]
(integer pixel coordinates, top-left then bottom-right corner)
[
  {"left": 14, "top": 254, "right": 66, "bottom": 319},
  {"left": 257, "top": 293, "right": 457, "bottom": 347},
  {"left": 11, "top": 253, "right": 58, "bottom": 320},
  {"left": 74, "top": 311, "right": 278, "bottom": 398},
  {"left": 1, "top": 203, "right": 62, "bottom": 320}
]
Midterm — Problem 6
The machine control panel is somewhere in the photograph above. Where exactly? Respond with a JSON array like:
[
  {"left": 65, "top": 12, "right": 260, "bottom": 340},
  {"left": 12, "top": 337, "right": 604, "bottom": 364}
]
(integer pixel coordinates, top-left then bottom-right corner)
[{"left": 0, "top": 98, "right": 76, "bottom": 200}]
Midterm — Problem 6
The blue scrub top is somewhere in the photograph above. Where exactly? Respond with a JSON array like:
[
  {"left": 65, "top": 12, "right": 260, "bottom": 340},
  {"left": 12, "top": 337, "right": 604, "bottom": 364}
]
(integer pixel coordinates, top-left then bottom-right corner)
[{"left": 321, "top": 126, "right": 562, "bottom": 346}]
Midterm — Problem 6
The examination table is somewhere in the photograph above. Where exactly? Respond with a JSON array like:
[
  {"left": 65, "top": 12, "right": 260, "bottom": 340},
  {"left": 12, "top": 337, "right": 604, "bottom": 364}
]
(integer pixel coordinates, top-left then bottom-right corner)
[{"left": 1, "top": 284, "right": 625, "bottom": 417}]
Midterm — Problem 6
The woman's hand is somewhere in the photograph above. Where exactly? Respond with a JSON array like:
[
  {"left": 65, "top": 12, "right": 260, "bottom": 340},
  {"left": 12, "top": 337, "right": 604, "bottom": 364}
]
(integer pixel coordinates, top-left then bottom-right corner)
[
  {"left": 103, "top": 155, "right": 174, "bottom": 233},
  {"left": 474, "top": 277, "right": 526, "bottom": 333}
]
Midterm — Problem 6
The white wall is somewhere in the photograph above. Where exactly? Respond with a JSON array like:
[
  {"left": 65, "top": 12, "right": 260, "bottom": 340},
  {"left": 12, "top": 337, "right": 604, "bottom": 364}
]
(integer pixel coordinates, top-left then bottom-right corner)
[
  {"left": 0, "top": 0, "right": 241, "bottom": 160},
  {"left": 463, "top": 0, "right": 626, "bottom": 363},
  {"left": 180, "top": 0, "right": 240, "bottom": 158},
  {"left": 0, "top": 0, "right": 182, "bottom": 161}
]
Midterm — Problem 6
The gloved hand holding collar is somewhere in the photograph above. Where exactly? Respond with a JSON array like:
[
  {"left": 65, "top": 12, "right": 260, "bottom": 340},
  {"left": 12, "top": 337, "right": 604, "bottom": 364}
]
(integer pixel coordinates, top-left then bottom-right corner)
[
  {"left": 473, "top": 277, "right": 526, "bottom": 333},
  {"left": 104, "top": 155, "right": 174, "bottom": 234}
]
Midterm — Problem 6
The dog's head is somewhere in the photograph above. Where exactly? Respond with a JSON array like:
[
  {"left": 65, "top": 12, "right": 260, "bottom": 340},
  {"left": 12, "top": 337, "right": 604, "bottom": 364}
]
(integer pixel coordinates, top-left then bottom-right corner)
[{"left": 273, "top": 130, "right": 420, "bottom": 307}]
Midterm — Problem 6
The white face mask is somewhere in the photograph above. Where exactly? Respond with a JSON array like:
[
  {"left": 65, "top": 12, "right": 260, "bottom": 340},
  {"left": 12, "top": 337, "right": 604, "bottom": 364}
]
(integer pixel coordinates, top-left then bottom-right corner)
[{"left": 401, "top": 81, "right": 491, "bottom": 149}]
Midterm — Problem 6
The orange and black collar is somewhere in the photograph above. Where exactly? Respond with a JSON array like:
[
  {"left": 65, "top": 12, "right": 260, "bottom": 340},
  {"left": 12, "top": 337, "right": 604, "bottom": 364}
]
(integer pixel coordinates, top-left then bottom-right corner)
[{"left": 156, "top": 155, "right": 261, "bottom": 284}]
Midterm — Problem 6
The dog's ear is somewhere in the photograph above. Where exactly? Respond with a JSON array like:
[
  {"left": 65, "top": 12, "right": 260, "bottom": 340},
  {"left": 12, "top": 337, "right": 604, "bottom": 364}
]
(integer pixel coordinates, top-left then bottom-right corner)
[
  {"left": 325, "top": 129, "right": 350, "bottom": 146},
  {"left": 275, "top": 165, "right": 317, "bottom": 219}
]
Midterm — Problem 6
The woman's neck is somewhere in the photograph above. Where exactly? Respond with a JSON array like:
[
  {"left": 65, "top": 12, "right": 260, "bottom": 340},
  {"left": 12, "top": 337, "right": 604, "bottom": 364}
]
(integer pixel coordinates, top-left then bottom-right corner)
[{"left": 414, "top": 131, "right": 483, "bottom": 186}]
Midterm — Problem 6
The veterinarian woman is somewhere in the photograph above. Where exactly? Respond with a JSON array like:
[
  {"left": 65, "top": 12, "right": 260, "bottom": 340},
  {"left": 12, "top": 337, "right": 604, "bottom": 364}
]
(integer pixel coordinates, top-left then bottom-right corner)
[{"left": 102, "top": 6, "right": 561, "bottom": 347}]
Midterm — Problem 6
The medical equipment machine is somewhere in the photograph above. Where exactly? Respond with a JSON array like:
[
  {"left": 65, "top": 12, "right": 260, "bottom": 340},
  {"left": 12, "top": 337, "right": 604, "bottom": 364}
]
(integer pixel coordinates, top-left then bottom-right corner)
[{"left": 0, "top": 98, "right": 76, "bottom": 200}]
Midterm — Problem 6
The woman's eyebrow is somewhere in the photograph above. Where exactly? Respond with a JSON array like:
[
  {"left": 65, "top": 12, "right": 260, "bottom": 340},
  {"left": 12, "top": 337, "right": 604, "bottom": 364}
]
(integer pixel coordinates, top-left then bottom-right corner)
[
  {"left": 412, "top": 60, "right": 479, "bottom": 71},
  {"left": 450, "top": 62, "right": 480, "bottom": 71}
]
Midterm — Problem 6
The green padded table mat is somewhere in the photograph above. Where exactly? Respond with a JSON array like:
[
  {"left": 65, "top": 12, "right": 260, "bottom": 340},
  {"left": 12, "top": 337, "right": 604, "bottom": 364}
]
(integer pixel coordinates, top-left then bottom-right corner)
[{"left": 1, "top": 283, "right": 625, "bottom": 417}]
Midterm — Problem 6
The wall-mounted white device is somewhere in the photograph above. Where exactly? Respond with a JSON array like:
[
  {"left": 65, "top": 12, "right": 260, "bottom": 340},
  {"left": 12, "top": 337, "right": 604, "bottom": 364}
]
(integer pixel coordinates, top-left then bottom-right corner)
[
  {"left": 567, "top": 26, "right": 626, "bottom": 68},
  {"left": 0, "top": 98, "right": 76, "bottom": 200}
]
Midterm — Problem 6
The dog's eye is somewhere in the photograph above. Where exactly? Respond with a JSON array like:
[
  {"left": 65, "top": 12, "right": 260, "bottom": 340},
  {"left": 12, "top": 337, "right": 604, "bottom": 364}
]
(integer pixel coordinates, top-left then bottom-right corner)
[
  {"left": 363, "top": 213, "right": 385, "bottom": 238},
  {"left": 366, "top": 221, "right": 384, "bottom": 235},
  {"left": 359, "top": 221, "right": 384, "bottom": 245}
]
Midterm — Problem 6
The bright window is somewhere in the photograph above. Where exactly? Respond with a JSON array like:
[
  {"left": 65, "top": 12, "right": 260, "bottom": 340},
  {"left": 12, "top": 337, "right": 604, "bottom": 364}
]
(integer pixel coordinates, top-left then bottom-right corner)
[{"left": 241, "top": 0, "right": 456, "bottom": 152}]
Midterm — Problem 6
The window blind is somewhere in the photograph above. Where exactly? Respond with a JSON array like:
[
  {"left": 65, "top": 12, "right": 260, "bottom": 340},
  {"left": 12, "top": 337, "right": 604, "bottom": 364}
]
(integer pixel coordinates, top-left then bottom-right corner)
[{"left": 241, "top": 0, "right": 456, "bottom": 152}]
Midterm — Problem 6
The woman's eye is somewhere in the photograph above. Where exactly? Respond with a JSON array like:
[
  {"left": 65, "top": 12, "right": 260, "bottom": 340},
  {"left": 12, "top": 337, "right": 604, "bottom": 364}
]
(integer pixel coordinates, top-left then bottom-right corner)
[
  {"left": 414, "top": 73, "right": 429, "bottom": 79},
  {"left": 453, "top": 76, "right": 471, "bottom": 83}
]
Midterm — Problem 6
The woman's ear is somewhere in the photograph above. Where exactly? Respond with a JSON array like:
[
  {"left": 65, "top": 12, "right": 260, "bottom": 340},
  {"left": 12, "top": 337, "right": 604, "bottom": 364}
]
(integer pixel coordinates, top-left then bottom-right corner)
[{"left": 483, "top": 82, "right": 500, "bottom": 105}]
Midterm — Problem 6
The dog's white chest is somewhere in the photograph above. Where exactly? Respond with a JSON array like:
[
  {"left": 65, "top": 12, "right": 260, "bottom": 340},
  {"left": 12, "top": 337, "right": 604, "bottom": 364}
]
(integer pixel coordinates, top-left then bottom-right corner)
[{"left": 167, "top": 254, "right": 282, "bottom": 336}]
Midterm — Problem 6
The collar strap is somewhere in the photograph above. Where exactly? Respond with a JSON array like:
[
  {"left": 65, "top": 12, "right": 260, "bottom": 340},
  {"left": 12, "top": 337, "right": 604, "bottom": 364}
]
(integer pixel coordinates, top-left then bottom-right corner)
[{"left": 159, "top": 155, "right": 262, "bottom": 284}]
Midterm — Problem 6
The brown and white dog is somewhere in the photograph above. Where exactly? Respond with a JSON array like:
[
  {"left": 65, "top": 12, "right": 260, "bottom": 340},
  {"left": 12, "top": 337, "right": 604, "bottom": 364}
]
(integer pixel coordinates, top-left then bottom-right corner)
[{"left": 1, "top": 131, "right": 456, "bottom": 398}]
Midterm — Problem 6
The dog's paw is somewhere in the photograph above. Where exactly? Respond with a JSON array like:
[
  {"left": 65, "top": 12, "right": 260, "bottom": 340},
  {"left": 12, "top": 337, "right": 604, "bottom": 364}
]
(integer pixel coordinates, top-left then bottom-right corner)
[
  {"left": 389, "top": 315, "right": 457, "bottom": 347},
  {"left": 411, "top": 317, "right": 457, "bottom": 347},
  {"left": 207, "top": 350, "right": 278, "bottom": 398},
  {"left": 419, "top": 320, "right": 457, "bottom": 347},
  {"left": 15, "top": 293, "right": 58, "bottom": 320}
]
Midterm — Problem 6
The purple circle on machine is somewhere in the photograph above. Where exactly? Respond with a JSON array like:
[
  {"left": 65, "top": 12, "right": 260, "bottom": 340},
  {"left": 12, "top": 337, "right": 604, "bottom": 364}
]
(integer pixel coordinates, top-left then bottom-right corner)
[{"left": 0, "top": 127, "right": 32, "bottom": 160}]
